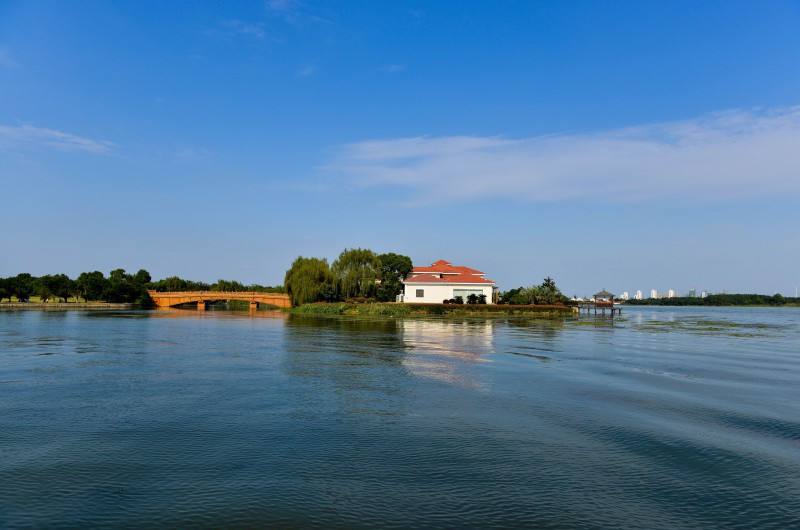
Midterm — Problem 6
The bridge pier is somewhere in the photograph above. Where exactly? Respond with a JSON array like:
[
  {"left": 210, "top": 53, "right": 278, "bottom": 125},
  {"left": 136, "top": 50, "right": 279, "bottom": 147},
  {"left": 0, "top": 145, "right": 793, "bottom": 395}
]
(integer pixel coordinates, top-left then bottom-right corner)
[
  {"left": 197, "top": 301, "right": 206, "bottom": 311},
  {"left": 249, "top": 301, "right": 258, "bottom": 311}
]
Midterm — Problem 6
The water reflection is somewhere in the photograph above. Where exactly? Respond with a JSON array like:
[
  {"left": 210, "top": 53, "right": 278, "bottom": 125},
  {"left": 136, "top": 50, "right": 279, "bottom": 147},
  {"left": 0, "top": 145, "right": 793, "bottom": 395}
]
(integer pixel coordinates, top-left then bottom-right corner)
[{"left": 397, "top": 319, "right": 495, "bottom": 389}]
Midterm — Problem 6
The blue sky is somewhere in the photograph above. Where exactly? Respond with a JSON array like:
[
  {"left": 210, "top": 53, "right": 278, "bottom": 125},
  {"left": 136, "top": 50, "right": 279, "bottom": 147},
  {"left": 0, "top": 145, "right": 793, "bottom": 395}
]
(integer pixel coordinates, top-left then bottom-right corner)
[{"left": 1, "top": 0, "right": 799, "bottom": 296}]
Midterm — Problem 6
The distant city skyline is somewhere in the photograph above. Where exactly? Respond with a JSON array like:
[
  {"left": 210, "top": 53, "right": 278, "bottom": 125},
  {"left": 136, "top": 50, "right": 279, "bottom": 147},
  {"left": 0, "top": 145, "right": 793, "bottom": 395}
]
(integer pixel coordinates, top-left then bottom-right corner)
[{"left": 1, "top": 1, "right": 799, "bottom": 295}]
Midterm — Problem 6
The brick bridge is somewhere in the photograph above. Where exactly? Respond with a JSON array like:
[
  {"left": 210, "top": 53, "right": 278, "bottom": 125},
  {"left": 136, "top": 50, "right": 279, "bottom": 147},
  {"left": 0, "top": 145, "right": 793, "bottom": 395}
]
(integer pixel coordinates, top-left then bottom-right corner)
[{"left": 147, "top": 290, "right": 291, "bottom": 310}]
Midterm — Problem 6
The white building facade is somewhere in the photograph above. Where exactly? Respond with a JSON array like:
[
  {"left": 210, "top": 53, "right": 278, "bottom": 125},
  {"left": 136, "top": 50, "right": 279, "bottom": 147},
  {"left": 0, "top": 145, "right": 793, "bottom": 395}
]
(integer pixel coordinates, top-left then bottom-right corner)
[{"left": 400, "top": 260, "right": 496, "bottom": 304}]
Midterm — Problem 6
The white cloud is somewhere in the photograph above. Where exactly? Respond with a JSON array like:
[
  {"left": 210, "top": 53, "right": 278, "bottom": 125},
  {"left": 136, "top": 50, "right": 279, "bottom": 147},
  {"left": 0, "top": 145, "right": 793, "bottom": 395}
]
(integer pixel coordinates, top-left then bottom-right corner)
[
  {"left": 0, "top": 124, "right": 113, "bottom": 154},
  {"left": 331, "top": 106, "right": 800, "bottom": 204}
]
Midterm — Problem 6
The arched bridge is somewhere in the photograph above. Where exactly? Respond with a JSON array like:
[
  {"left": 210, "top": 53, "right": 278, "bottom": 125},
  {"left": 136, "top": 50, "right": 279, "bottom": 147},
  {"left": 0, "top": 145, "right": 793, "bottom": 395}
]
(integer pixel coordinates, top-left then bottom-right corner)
[{"left": 147, "top": 290, "right": 291, "bottom": 310}]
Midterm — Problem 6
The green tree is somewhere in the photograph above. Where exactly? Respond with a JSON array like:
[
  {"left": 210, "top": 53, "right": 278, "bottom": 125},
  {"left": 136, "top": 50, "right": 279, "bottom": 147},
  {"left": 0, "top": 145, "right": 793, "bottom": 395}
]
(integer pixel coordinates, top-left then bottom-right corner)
[
  {"left": 105, "top": 268, "right": 149, "bottom": 303},
  {"left": 376, "top": 252, "right": 413, "bottom": 302},
  {"left": 332, "top": 248, "right": 381, "bottom": 300},
  {"left": 49, "top": 274, "right": 74, "bottom": 302},
  {"left": 11, "top": 273, "right": 35, "bottom": 302},
  {"left": 211, "top": 279, "right": 247, "bottom": 292},
  {"left": 36, "top": 277, "right": 52, "bottom": 303},
  {"left": 284, "top": 256, "right": 334, "bottom": 306},
  {"left": 771, "top": 293, "right": 786, "bottom": 305},
  {"left": 133, "top": 269, "right": 152, "bottom": 285},
  {"left": 76, "top": 271, "right": 107, "bottom": 301},
  {"left": 0, "top": 278, "right": 10, "bottom": 302}
]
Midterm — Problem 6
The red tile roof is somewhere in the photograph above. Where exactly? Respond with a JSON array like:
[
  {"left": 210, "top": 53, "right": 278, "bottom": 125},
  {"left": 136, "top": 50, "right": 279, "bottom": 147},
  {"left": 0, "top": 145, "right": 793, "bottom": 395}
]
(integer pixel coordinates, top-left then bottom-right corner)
[
  {"left": 404, "top": 273, "right": 495, "bottom": 285},
  {"left": 411, "top": 259, "right": 485, "bottom": 275}
]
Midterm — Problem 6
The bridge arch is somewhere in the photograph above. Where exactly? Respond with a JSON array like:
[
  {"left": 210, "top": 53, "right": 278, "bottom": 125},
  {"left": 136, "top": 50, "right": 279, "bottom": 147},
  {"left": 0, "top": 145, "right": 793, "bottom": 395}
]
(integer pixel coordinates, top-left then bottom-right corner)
[{"left": 147, "top": 290, "right": 291, "bottom": 310}]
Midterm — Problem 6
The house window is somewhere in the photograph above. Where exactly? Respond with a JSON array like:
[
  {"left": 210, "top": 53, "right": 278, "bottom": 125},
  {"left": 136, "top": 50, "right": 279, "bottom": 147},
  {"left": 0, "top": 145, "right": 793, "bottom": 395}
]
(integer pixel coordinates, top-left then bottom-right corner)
[
  {"left": 453, "top": 289, "right": 483, "bottom": 299},
  {"left": 416, "top": 289, "right": 424, "bottom": 298}
]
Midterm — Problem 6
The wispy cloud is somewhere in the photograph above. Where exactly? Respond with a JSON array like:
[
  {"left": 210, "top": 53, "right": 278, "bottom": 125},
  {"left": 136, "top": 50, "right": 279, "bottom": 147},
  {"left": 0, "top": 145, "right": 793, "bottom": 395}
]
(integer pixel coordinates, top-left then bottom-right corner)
[
  {"left": 378, "top": 64, "right": 405, "bottom": 74},
  {"left": 0, "top": 49, "right": 17, "bottom": 68},
  {"left": 265, "top": 0, "right": 333, "bottom": 25},
  {"left": 0, "top": 124, "right": 113, "bottom": 154},
  {"left": 266, "top": 0, "right": 299, "bottom": 12},
  {"left": 331, "top": 106, "right": 800, "bottom": 205},
  {"left": 297, "top": 64, "right": 316, "bottom": 77},
  {"left": 208, "top": 20, "right": 267, "bottom": 39}
]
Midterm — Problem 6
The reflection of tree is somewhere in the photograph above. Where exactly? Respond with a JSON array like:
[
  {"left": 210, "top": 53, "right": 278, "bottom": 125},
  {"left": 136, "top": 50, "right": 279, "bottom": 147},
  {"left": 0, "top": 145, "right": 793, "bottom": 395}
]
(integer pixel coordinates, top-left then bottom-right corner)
[
  {"left": 281, "top": 316, "right": 412, "bottom": 416},
  {"left": 505, "top": 317, "right": 567, "bottom": 341}
]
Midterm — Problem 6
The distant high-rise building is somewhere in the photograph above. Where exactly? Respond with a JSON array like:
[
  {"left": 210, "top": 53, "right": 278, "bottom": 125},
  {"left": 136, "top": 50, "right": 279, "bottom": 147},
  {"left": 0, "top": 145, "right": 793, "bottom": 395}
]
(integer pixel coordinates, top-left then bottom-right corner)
[
  {"left": 650, "top": 289, "right": 659, "bottom": 299},
  {"left": 621, "top": 291, "right": 629, "bottom": 300},
  {"left": 701, "top": 291, "right": 709, "bottom": 298},
  {"left": 634, "top": 290, "right": 643, "bottom": 300},
  {"left": 667, "top": 289, "right": 676, "bottom": 298},
  {"left": 688, "top": 289, "right": 697, "bottom": 298}
]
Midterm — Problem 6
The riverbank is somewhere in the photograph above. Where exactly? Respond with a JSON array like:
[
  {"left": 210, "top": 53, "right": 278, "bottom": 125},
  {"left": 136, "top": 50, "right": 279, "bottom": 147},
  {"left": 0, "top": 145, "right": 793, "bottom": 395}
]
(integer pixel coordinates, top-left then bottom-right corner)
[
  {"left": 0, "top": 302, "right": 134, "bottom": 310},
  {"left": 291, "top": 302, "right": 575, "bottom": 318}
]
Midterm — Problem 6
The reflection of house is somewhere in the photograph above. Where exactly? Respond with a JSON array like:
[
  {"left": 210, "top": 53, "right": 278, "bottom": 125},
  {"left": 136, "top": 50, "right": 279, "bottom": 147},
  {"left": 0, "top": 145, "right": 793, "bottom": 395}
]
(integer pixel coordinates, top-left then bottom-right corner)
[{"left": 399, "top": 260, "right": 496, "bottom": 304}]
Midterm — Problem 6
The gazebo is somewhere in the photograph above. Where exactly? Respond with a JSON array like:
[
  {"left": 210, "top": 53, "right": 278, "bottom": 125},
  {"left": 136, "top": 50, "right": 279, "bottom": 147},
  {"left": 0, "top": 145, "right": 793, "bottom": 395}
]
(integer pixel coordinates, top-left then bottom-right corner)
[{"left": 593, "top": 289, "right": 615, "bottom": 302}]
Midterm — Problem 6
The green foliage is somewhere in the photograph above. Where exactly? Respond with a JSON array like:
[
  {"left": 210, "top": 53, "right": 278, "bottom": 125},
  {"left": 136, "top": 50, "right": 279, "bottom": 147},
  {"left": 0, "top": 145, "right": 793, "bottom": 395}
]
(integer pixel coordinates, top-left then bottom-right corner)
[
  {"left": 76, "top": 271, "right": 108, "bottom": 301},
  {"left": 0, "top": 278, "right": 10, "bottom": 302},
  {"left": 36, "top": 278, "right": 52, "bottom": 302},
  {"left": 332, "top": 248, "right": 381, "bottom": 300},
  {"left": 376, "top": 252, "right": 413, "bottom": 302},
  {"left": 292, "top": 302, "right": 572, "bottom": 317},
  {"left": 2, "top": 268, "right": 285, "bottom": 306},
  {"left": 626, "top": 293, "right": 798, "bottom": 306},
  {"left": 149, "top": 276, "right": 210, "bottom": 292},
  {"left": 284, "top": 256, "right": 335, "bottom": 306},
  {"left": 211, "top": 279, "right": 247, "bottom": 292},
  {"left": 49, "top": 274, "right": 75, "bottom": 302},
  {"left": 499, "top": 277, "right": 567, "bottom": 305},
  {"left": 11, "top": 273, "right": 35, "bottom": 302}
]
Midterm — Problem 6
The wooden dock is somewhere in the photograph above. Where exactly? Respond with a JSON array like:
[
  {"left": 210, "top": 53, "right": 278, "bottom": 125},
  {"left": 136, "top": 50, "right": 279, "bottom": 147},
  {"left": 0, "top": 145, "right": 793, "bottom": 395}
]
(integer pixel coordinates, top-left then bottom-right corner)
[{"left": 576, "top": 301, "right": 622, "bottom": 316}]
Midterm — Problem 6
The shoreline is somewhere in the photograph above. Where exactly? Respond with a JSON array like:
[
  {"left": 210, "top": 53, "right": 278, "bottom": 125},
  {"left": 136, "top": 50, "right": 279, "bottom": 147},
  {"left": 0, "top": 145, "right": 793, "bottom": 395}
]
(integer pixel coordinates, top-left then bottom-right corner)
[
  {"left": 0, "top": 302, "right": 135, "bottom": 310},
  {"left": 291, "top": 302, "right": 575, "bottom": 318}
]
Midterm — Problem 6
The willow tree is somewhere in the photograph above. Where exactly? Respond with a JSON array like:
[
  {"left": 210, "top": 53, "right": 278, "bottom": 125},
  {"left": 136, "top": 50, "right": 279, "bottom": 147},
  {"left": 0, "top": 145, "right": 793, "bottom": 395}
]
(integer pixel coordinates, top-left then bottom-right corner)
[
  {"left": 284, "top": 256, "right": 334, "bottom": 306},
  {"left": 331, "top": 248, "right": 381, "bottom": 300}
]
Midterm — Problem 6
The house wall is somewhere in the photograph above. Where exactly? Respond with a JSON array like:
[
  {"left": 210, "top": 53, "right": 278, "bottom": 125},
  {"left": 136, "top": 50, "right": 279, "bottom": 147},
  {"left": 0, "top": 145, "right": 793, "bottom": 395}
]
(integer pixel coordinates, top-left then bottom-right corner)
[{"left": 402, "top": 283, "right": 494, "bottom": 304}]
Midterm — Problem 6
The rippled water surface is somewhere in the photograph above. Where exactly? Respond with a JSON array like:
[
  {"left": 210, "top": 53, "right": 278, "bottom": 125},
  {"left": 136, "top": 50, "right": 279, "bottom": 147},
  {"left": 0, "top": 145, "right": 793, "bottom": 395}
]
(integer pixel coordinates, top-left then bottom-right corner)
[{"left": 1, "top": 307, "right": 799, "bottom": 529}]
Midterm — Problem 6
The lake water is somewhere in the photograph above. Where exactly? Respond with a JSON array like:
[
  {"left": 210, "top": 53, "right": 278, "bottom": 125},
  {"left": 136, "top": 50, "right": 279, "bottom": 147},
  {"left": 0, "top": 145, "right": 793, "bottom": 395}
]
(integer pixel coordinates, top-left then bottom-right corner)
[{"left": 1, "top": 307, "right": 798, "bottom": 529}]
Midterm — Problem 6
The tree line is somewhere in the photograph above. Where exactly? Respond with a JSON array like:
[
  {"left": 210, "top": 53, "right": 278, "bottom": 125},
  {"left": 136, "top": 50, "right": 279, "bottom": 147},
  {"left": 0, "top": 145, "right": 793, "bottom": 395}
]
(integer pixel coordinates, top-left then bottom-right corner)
[
  {"left": 625, "top": 293, "right": 797, "bottom": 306},
  {"left": 0, "top": 270, "right": 284, "bottom": 305},
  {"left": 497, "top": 277, "right": 568, "bottom": 305},
  {"left": 284, "top": 249, "right": 412, "bottom": 306}
]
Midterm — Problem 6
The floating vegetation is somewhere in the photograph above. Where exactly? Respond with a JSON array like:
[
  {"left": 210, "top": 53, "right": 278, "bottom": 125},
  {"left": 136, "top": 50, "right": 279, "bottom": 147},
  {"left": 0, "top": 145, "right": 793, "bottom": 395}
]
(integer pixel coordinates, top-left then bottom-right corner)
[{"left": 632, "top": 317, "right": 790, "bottom": 338}]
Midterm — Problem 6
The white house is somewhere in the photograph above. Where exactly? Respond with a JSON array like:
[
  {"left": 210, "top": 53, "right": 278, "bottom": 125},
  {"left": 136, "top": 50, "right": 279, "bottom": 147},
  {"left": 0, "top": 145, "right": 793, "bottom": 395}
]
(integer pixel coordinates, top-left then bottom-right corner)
[{"left": 399, "top": 260, "right": 496, "bottom": 304}]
